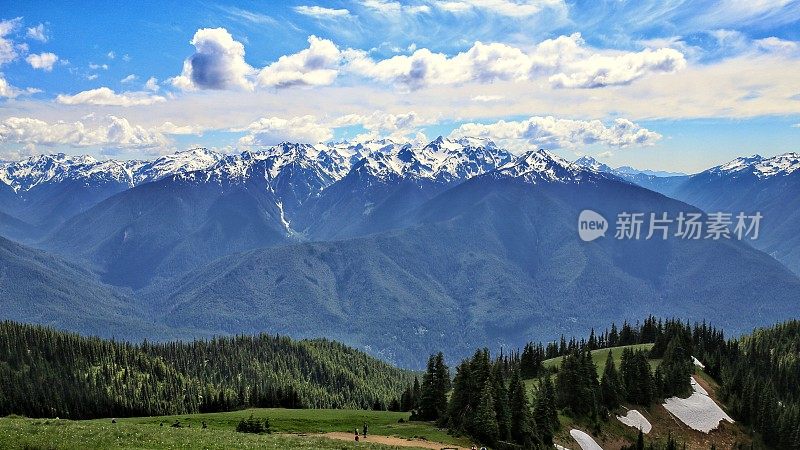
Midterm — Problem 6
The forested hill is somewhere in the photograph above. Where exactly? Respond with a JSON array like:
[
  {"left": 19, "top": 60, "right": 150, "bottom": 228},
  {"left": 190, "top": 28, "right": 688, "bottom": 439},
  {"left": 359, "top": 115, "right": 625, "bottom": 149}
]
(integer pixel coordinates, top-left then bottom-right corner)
[{"left": 0, "top": 321, "right": 413, "bottom": 420}]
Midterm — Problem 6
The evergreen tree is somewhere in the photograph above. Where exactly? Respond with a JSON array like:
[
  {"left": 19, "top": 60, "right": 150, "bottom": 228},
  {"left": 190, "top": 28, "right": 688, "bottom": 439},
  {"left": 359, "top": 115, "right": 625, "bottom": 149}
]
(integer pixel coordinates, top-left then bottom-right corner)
[
  {"left": 600, "top": 351, "right": 623, "bottom": 411},
  {"left": 473, "top": 378, "right": 499, "bottom": 446}
]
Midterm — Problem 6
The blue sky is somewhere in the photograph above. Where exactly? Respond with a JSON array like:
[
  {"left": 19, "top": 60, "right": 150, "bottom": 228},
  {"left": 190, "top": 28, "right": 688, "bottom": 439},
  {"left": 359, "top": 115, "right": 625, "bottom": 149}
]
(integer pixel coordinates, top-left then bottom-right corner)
[{"left": 1, "top": 0, "right": 799, "bottom": 172}]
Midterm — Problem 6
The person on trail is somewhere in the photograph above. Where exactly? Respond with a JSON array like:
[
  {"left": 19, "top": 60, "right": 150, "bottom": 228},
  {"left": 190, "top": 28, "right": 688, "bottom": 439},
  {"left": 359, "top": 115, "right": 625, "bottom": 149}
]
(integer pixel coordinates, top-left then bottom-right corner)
[
  {"left": 363, "top": 422, "right": 368, "bottom": 438},
  {"left": 355, "top": 429, "right": 359, "bottom": 442}
]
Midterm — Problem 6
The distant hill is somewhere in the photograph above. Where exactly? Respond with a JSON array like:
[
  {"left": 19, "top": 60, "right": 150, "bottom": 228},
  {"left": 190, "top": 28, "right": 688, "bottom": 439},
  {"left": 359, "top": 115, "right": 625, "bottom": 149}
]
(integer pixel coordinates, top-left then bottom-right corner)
[
  {"left": 0, "top": 236, "right": 176, "bottom": 340},
  {"left": 0, "top": 320, "right": 413, "bottom": 419}
]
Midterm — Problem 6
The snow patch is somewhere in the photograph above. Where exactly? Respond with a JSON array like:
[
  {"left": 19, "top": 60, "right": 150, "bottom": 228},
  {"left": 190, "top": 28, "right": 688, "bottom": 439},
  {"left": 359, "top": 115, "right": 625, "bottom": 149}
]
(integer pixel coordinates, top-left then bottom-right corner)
[
  {"left": 569, "top": 429, "right": 603, "bottom": 450},
  {"left": 692, "top": 356, "right": 705, "bottom": 369},
  {"left": 616, "top": 409, "right": 652, "bottom": 434},
  {"left": 662, "top": 376, "right": 733, "bottom": 433}
]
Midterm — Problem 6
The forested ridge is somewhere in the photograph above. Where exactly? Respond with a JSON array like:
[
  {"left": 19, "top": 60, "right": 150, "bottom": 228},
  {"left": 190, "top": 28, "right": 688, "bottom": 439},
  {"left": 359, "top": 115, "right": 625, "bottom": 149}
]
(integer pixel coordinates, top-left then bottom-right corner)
[{"left": 0, "top": 321, "right": 412, "bottom": 419}]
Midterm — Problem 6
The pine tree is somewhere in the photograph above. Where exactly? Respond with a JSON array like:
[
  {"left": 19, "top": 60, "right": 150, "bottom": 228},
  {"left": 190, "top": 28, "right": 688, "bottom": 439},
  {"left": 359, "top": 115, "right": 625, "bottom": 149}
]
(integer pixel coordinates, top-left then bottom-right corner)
[
  {"left": 491, "top": 362, "right": 511, "bottom": 441},
  {"left": 600, "top": 351, "right": 623, "bottom": 411},
  {"left": 473, "top": 378, "right": 499, "bottom": 446}
]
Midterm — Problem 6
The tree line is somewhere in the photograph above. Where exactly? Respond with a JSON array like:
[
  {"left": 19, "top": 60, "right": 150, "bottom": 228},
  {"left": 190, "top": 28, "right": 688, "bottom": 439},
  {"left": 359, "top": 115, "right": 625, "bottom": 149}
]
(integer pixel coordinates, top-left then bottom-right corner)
[{"left": 0, "top": 321, "right": 412, "bottom": 419}]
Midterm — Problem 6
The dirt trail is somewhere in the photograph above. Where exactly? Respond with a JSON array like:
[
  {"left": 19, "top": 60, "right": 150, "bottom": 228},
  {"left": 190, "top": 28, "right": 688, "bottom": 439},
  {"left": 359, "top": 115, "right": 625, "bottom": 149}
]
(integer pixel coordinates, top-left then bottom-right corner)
[{"left": 319, "top": 431, "right": 471, "bottom": 449}]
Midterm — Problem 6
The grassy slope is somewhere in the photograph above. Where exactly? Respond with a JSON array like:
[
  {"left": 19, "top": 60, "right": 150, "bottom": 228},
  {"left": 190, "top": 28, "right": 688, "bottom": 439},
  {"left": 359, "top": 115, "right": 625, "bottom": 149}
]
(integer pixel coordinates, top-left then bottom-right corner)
[{"left": 0, "top": 409, "right": 471, "bottom": 450}]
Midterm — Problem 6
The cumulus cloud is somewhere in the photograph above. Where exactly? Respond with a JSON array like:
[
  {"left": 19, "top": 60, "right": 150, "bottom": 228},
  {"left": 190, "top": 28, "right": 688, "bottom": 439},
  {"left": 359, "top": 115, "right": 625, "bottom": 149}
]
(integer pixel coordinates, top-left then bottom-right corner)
[
  {"left": 55, "top": 87, "right": 167, "bottom": 106},
  {"left": 0, "top": 115, "right": 168, "bottom": 149},
  {"left": 0, "top": 75, "right": 18, "bottom": 98},
  {"left": 25, "top": 23, "right": 47, "bottom": 42},
  {"left": 145, "top": 76, "right": 160, "bottom": 91},
  {"left": 0, "top": 18, "right": 22, "bottom": 65},
  {"left": 26, "top": 52, "right": 59, "bottom": 71},
  {"left": 334, "top": 111, "right": 428, "bottom": 141},
  {"left": 347, "top": 33, "right": 685, "bottom": 89},
  {"left": 549, "top": 47, "right": 686, "bottom": 89},
  {"left": 238, "top": 115, "right": 333, "bottom": 146},
  {"left": 449, "top": 116, "right": 661, "bottom": 150},
  {"left": 258, "top": 36, "right": 342, "bottom": 87},
  {"left": 155, "top": 121, "right": 204, "bottom": 135},
  {"left": 172, "top": 28, "right": 254, "bottom": 91},
  {"left": 294, "top": 5, "right": 351, "bottom": 17}
]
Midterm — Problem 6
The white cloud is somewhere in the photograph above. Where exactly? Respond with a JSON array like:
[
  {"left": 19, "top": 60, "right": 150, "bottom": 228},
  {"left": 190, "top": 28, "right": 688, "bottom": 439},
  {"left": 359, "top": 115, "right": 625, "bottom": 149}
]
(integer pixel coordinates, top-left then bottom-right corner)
[
  {"left": 449, "top": 116, "right": 661, "bottom": 151},
  {"left": 433, "top": 0, "right": 567, "bottom": 17},
  {"left": 26, "top": 52, "right": 59, "bottom": 71},
  {"left": 0, "top": 115, "right": 168, "bottom": 149},
  {"left": 172, "top": 27, "right": 254, "bottom": 91},
  {"left": 89, "top": 63, "right": 109, "bottom": 70},
  {"left": 144, "top": 76, "right": 159, "bottom": 91},
  {"left": 238, "top": 115, "right": 333, "bottom": 146},
  {"left": 294, "top": 5, "right": 351, "bottom": 17},
  {"left": 0, "top": 75, "right": 18, "bottom": 98},
  {"left": 87, "top": 74, "right": 99, "bottom": 80},
  {"left": 155, "top": 121, "right": 204, "bottom": 135},
  {"left": 258, "top": 35, "right": 342, "bottom": 87},
  {"left": 471, "top": 94, "right": 504, "bottom": 102},
  {"left": 0, "top": 18, "right": 22, "bottom": 65},
  {"left": 55, "top": 87, "right": 167, "bottom": 107},
  {"left": 121, "top": 74, "right": 138, "bottom": 83},
  {"left": 347, "top": 33, "right": 686, "bottom": 89},
  {"left": 549, "top": 47, "right": 686, "bottom": 89},
  {"left": 25, "top": 23, "right": 47, "bottom": 42},
  {"left": 754, "top": 36, "right": 799, "bottom": 54},
  {"left": 334, "top": 111, "right": 428, "bottom": 141},
  {"left": 107, "top": 51, "right": 116, "bottom": 59}
]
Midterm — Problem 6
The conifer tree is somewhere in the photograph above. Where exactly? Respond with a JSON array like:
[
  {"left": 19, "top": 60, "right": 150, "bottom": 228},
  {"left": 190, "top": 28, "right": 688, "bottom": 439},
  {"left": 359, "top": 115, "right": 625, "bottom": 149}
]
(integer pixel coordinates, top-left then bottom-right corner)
[
  {"left": 473, "top": 378, "right": 499, "bottom": 446},
  {"left": 600, "top": 351, "right": 623, "bottom": 411}
]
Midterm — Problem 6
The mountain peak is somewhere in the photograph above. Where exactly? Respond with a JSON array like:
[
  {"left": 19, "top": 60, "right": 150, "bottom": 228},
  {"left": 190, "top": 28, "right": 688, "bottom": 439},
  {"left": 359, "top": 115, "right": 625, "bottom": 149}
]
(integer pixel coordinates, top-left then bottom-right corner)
[{"left": 713, "top": 153, "right": 800, "bottom": 178}]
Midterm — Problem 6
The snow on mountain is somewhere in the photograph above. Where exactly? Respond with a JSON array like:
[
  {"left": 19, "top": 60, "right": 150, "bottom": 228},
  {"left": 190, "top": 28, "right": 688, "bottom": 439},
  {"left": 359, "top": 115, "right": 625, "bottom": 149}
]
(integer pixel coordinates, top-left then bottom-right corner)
[
  {"left": 350, "top": 136, "right": 513, "bottom": 183},
  {"left": 133, "top": 148, "right": 223, "bottom": 184},
  {"left": 574, "top": 156, "right": 617, "bottom": 174},
  {"left": 0, "top": 153, "right": 142, "bottom": 192},
  {"left": 710, "top": 152, "right": 800, "bottom": 179},
  {"left": 497, "top": 149, "right": 606, "bottom": 184}
]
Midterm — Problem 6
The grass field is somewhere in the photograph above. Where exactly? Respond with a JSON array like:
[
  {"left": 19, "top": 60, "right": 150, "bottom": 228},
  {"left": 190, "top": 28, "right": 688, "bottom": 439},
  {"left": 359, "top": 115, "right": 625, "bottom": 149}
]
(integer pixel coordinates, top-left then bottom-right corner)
[
  {"left": 0, "top": 409, "right": 473, "bottom": 450},
  {"left": 525, "top": 344, "right": 659, "bottom": 394},
  {"left": 542, "top": 343, "right": 657, "bottom": 374}
]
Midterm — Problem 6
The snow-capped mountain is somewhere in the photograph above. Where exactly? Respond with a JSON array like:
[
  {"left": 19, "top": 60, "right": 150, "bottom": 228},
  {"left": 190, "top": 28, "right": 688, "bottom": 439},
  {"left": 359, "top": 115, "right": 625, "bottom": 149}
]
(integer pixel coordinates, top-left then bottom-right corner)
[
  {"left": 0, "top": 148, "right": 226, "bottom": 193},
  {"left": 347, "top": 136, "right": 513, "bottom": 184},
  {"left": 132, "top": 148, "right": 223, "bottom": 184},
  {"left": 709, "top": 153, "right": 800, "bottom": 178},
  {"left": 497, "top": 149, "right": 610, "bottom": 184},
  {"left": 573, "top": 155, "right": 619, "bottom": 174},
  {"left": 0, "top": 153, "right": 141, "bottom": 192}
]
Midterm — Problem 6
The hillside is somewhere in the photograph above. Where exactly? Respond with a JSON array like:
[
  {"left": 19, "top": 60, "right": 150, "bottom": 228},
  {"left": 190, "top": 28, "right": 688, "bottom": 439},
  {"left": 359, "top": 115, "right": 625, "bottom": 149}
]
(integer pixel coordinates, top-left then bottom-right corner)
[
  {"left": 0, "top": 321, "right": 413, "bottom": 420},
  {"left": 145, "top": 174, "right": 800, "bottom": 367},
  {"left": 0, "top": 236, "right": 173, "bottom": 340}
]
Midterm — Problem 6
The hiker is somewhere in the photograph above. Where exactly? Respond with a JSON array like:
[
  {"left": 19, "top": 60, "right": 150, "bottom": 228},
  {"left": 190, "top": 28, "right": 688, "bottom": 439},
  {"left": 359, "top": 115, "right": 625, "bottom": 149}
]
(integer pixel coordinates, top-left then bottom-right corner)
[
  {"left": 363, "top": 422, "right": 368, "bottom": 438},
  {"left": 355, "top": 429, "right": 359, "bottom": 442}
]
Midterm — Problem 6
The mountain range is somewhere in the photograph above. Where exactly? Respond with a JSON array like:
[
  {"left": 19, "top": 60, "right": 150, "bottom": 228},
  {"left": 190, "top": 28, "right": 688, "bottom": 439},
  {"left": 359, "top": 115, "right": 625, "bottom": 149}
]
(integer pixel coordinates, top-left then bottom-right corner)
[{"left": 1, "top": 139, "right": 799, "bottom": 367}]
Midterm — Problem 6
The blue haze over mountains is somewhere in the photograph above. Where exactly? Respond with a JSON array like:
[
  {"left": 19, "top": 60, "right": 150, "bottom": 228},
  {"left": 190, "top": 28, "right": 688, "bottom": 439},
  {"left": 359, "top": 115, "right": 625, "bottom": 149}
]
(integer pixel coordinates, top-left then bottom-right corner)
[{"left": 1, "top": 139, "right": 799, "bottom": 368}]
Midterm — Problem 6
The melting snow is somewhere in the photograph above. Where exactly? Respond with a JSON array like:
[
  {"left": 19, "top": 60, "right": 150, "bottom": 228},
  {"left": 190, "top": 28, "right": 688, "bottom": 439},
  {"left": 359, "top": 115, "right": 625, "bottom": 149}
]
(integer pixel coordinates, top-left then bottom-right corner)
[
  {"left": 570, "top": 429, "right": 603, "bottom": 450},
  {"left": 617, "top": 409, "right": 652, "bottom": 434},
  {"left": 692, "top": 356, "right": 705, "bottom": 369},
  {"left": 662, "top": 376, "right": 734, "bottom": 433}
]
